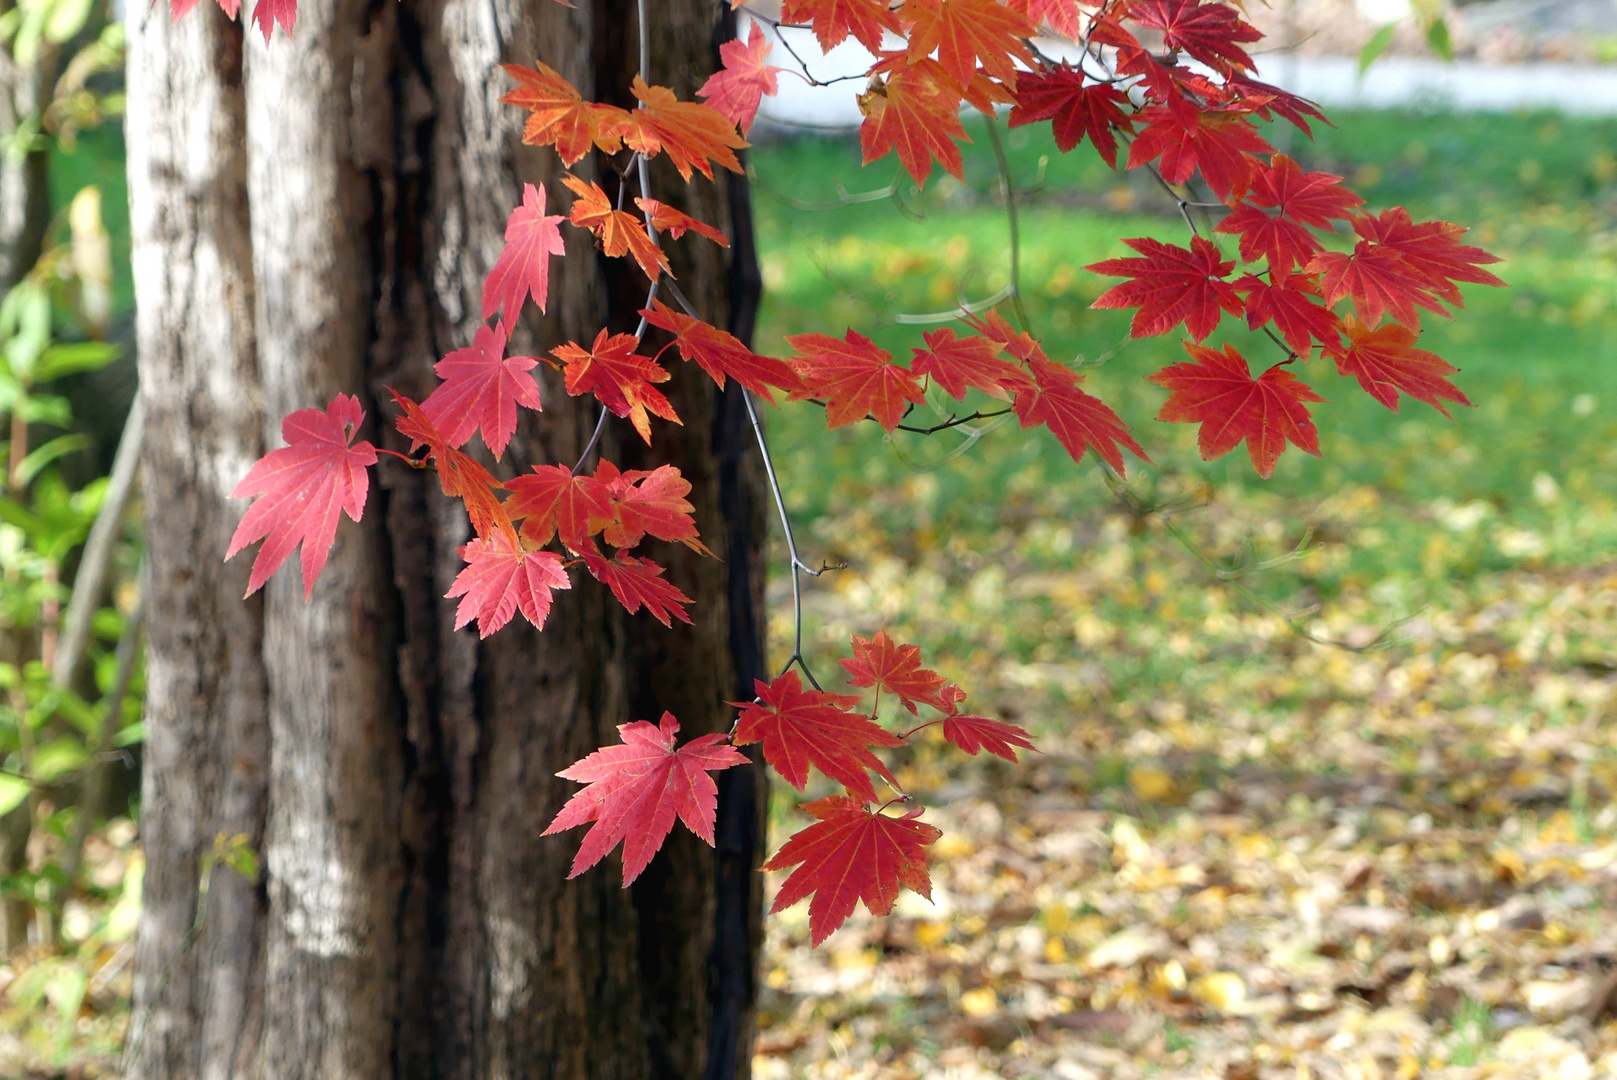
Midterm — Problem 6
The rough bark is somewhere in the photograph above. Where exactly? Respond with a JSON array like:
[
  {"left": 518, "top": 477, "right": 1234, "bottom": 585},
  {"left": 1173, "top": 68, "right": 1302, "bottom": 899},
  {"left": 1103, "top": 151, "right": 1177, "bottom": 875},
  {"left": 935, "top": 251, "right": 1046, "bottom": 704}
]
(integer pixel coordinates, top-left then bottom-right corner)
[{"left": 124, "top": 0, "right": 767, "bottom": 1076}]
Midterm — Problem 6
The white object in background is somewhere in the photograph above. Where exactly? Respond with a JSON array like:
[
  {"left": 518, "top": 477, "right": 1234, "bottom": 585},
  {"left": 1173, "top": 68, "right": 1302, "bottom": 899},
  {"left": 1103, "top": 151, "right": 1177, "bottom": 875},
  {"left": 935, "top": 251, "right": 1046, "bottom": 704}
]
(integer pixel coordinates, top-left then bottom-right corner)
[{"left": 1356, "top": 0, "right": 1413, "bottom": 25}]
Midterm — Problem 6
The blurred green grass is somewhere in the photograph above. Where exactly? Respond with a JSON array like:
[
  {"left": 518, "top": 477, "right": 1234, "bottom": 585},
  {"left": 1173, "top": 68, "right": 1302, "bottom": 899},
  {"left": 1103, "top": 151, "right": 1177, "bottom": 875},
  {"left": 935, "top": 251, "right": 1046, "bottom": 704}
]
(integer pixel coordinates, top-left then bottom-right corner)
[{"left": 747, "top": 110, "right": 1617, "bottom": 628}]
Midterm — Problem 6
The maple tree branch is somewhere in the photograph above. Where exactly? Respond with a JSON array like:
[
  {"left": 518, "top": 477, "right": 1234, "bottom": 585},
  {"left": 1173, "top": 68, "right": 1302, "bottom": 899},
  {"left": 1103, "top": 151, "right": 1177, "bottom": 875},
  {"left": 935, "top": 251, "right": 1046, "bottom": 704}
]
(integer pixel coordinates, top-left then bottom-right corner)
[
  {"left": 894, "top": 407, "right": 1014, "bottom": 435},
  {"left": 740, "top": 9, "right": 869, "bottom": 88},
  {"left": 983, "top": 115, "right": 1032, "bottom": 335},
  {"left": 659, "top": 278, "right": 838, "bottom": 685},
  {"left": 573, "top": 408, "right": 610, "bottom": 474},
  {"left": 1143, "top": 162, "right": 1202, "bottom": 237},
  {"left": 744, "top": 391, "right": 819, "bottom": 686}
]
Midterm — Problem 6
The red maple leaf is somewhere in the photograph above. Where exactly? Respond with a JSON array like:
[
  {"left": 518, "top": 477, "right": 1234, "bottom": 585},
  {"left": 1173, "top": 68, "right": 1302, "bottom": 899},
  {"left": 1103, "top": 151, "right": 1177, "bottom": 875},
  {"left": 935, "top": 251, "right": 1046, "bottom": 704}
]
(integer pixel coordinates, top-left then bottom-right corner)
[
  {"left": 1353, "top": 207, "right": 1505, "bottom": 303},
  {"left": 787, "top": 330, "right": 928, "bottom": 432},
  {"left": 963, "top": 306, "right": 1045, "bottom": 364},
  {"left": 1234, "top": 273, "right": 1343, "bottom": 358},
  {"left": 1306, "top": 240, "right": 1445, "bottom": 329},
  {"left": 482, "top": 183, "right": 567, "bottom": 325},
  {"left": 909, "top": 327, "right": 1024, "bottom": 401},
  {"left": 1089, "top": 235, "right": 1241, "bottom": 342},
  {"left": 581, "top": 546, "right": 693, "bottom": 626},
  {"left": 553, "top": 329, "right": 681, "bottom": 445},
  {"left": 505, "top": 464, "right": 614, "bottom": 550},
  {"left": 1129, "top": 0, "right": 1261, "bottom": 74},
  {"left": 420, "top": 322, "right": 542, "bottom": 460},
  {"left": 764, "top": 795, "right": 942, "bottom": 946},
  {"left": 1215, "top": 154, "right": 1363, "bottom": 273},
  {"left": 858, "top": 66, "right": 969, "bottom": 189},
  {"left": 561, "top": 174, "right": 670, "bottom": 283},
  {"left": 594, "top": 460, "right": 709, "bottom": 554},
  {"left": 1013, "top": 357, "right": 1147, "bottom": 473},
  {"left": 227, "top": 393, "right": 376, "bottom": 599},
  {"left": 390, "top": 390, "right": 511, "bottom": 542},
  {"left": 641, "top": 298, "right": 805, "bottom": 403},
  {"left": 1334, "top": 316, "right": 1471, "bottom": 417},
  {"left": 1225, "top": 73, "right": 1328, "bottom": 137},
  {"left": 501, "top": 63, "right": 631, "bottom": 166},
  {"left": 1148, "top": 342, "right": 1325, "bottom": 478},
  {"left": 545, "top": 712, "right": 747, "bottom": 886},
  {"left": 696, "top": 22, "right": 781, "bottom": 136},
  {"left": 1127, "top": 100, "right": 1270, "bottom": 202},
  {"left": 615, "top": 77, "right": 747, "bottom": 181},
  {"left": 899, "top": 0, "right": 1033, "bottom": 87},
  {"left": 782, "top": 0, "right": 904, "bottom": 52},
  {"left": 1089, "top": 13, "right": 1183, "bottom": 103},
  {"left": 732, "top": 671, "right": 903, "bottom": 802},
  {"left": 633, "top": 199, "right": 729, "bottom": 247},
  {"left": 942, "top": 711, "right": 1036, "bottom": 762},
  {"left": 839, "top": 631, "right": 949, "bottom": 713},
  {"left": 445, "top": 532, "right": 571, "bottom": 638},
  {"left": 1007, "top": 67, "right": 1132, "bottom": 166},
  {"left": 249, "top": 0, "right": 296, "bottom": 42}
]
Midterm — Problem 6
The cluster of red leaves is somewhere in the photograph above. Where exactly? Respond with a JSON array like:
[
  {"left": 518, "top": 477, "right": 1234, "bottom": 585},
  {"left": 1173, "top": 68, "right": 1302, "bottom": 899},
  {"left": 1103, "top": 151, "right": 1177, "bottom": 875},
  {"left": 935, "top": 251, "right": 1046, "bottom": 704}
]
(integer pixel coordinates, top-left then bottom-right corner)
[
  {"left": 546, "top": 631, "right": 1034, "bottom": 941},
  {"left": 1037, "top": 2, "right": 1505, "bottom": 477},
  {"left": 225, "top": 158, "right": 741, "bottom": 634},
  {"left": 217, "top": 0, "right": 1505, "bottom": 941}
]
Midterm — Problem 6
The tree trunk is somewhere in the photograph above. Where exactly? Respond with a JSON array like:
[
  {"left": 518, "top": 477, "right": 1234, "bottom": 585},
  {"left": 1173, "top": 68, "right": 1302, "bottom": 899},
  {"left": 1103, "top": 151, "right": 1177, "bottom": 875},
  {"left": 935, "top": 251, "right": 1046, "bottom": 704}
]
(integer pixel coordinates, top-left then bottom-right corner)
[{"left": 123, "top": 0, "right": 768, "bottom": 1075}]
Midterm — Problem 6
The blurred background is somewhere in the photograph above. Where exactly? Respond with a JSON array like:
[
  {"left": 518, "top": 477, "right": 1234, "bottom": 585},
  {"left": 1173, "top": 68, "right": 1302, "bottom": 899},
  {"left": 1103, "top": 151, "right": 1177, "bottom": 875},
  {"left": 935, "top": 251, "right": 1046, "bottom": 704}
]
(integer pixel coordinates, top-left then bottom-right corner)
[{"left": 1, "top": 0, "right": 1616, "bottom": 1076}]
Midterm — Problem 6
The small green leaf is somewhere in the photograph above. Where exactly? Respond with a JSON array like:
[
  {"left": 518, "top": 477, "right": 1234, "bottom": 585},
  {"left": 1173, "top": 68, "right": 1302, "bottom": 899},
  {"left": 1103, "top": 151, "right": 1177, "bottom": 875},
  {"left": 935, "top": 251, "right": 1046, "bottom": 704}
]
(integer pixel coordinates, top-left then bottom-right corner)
[
  {"left": 15, "top": 433, "right": 91, "bottom": 488},
  {"left": 1358, "top": 22, "right": 1398, "bottom": 76},
  {"left": 0, "top": 772, "right": 29, "bottom": 816},
  {"left": 212, "top": 831, "right": 260, "bottom": 884},
  {"left": 1425, "top": 15, "right": 1452, "bottom": 60},
  {"left": 34, "top": 341, "right": 121, "bottom": 382},
  {"left": 44, "top": 0, "right": 92, "bottom": 43},
  {"left": 30, "top": 735, "right": 89, "bottom": 781}
]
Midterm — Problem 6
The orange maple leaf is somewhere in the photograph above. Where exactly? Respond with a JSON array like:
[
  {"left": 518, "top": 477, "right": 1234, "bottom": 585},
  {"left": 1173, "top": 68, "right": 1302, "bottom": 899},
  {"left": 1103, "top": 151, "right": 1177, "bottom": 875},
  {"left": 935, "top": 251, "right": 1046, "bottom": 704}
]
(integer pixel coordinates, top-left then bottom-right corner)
[
  {"left": 634, "top": 199, "right": 729, "bottom": 247},
  {"left": 561, "top": 174, "right": 670, "bottom": 283},
  {"left": 787, "top": 329, "right": 927, "bottom": 431},
  {"left": 858, "top": 65, "right": 968, "bottom": 188},
  {"left": 900, "top": 0, "right": 1033, "bottom": 88},
  {"left": 501, "top": 62, "right": 630, "bottom": 166},
  {"left": 782, "top": 0, "right": 904, "bottom": 52},
  {"left": 615, "top": 77, "right": 747, "bottom": 181}
]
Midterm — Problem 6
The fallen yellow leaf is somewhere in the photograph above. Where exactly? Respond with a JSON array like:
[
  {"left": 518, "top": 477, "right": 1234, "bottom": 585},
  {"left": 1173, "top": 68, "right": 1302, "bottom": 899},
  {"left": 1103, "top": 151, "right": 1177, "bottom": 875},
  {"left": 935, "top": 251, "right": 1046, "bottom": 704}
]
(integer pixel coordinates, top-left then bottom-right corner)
[
  {"left": 1129, "top": 765, "right": 1175, "bottom": 802},
  {"left": 1189, "top": 972, "right": 1247, "bottom": 1013},
  {"left": 959, "top": 986, "right": 998, "bottom": 1018}
]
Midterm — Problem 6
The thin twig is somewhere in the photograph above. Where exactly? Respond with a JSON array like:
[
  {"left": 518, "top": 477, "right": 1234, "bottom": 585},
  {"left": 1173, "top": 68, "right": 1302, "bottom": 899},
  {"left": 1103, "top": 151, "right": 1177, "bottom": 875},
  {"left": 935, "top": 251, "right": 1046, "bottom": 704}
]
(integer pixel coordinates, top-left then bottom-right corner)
[
  {"left": 742, "top": 392, "right": 830, "bottom": 688},
  {"left": 53, "top": 395, "right": 144, "bottom": 687},
  {"left": 983, "top": 115, "right": 1032, "bottom": 334},
  {"left": 572, "top": 408, "right": 610, "bottom": 474},
  {"left": 895, "top": 407, "right": 1014, "bottom": 435}
]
